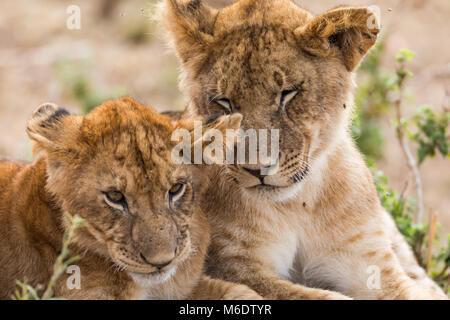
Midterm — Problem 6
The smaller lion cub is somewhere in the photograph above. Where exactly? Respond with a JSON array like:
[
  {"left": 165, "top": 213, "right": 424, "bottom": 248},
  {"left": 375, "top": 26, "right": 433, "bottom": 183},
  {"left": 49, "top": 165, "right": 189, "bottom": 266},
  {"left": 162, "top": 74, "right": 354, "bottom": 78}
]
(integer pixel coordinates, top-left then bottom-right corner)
[{"left": 0, "top": 97, "right": 261, "bottom": 300}]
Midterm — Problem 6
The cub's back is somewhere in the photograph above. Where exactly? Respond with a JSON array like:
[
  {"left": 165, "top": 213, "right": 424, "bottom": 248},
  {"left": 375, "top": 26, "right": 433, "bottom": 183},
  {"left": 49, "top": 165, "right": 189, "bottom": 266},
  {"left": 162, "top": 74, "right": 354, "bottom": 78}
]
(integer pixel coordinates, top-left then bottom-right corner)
[
  {"left": 0, "top": 158, "right": 30, "bottom": 235},
  {"left": 0, "top": 159, "right": 28, "bottom": 199}
]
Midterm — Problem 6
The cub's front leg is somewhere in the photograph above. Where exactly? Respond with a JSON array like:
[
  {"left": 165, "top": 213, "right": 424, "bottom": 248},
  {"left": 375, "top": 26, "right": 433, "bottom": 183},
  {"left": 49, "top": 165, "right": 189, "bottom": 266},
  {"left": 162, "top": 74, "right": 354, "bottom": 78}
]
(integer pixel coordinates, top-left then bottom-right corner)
[
  {"left": 190, "top": 276, "right": 262, "bottom": 300},
  {"left": 205, "top": 247, "right": 351, "bottom": 300},
  {"left": 62, "top": 288, "right": 118, "bottom": 300},
  {"left": 54, "top": 265, "right": 139, "bottom": 300},
  {"left": 322, "top": 222, "right": 447, "bottom": 300},
  {"left": 57, "top": 282, "right": 136, "bottom": 300},
  {"left": 385, "top": 212, "right": 447, "bottom": 297}
]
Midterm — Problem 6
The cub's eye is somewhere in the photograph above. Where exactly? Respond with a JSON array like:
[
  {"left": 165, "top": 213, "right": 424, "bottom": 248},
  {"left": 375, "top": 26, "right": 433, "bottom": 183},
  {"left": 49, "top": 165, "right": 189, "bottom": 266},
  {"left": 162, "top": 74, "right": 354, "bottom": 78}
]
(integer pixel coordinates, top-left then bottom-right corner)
[
  {"left": 103, "top": 190, "right": 127, "bottom": 210},
  {"left": 280, "top": 81, "right": 304, "bottom": 108},
  {"left": 168, "top": 183, "right": 185, "bottom": 202},
  {"left": 280, "top": 89, "right": 298, "bottom": 107},
  {"left": 212, "top": 98, "right": 232, "bottom": 114},
  {"left": 106, "top": 191, "right": 124, "bottom": 203}
]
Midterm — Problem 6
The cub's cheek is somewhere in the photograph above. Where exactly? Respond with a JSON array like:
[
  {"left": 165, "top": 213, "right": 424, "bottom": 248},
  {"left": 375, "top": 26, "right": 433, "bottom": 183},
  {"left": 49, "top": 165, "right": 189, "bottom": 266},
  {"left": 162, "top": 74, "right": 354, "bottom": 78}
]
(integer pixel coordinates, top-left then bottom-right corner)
[{"left": 83, "top": 221, "right": 108, "bottom": 243}]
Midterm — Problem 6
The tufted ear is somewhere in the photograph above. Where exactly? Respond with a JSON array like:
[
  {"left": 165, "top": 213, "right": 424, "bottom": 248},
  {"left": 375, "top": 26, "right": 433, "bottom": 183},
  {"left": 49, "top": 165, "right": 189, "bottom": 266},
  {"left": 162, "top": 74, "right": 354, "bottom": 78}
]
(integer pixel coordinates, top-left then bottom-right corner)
[
  {"left": 26, "top": 103, "right": 81, "bottom": 156},
  {"left": 295, "top": 7, "right": 380, "bottom": 71},
  {"left": 173, "top": 113, "right": 243, "bottom": 165},
  {"left": 158, "top": 0, "right": 218, "bottom": 67},
  {"left": 178, "top": 113, "right": 242, "bottom": 142}
]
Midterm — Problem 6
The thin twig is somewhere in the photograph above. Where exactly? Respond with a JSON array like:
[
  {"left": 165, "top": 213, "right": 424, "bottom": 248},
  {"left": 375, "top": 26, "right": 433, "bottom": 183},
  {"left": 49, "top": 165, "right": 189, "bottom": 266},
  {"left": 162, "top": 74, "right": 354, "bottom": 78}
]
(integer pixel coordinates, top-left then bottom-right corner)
[
  {"left": 394, "top": 67, "right": 424, "bottom": 223},
  {"left": 41, "top": 213, "right": 84, "bottom": 300},
  {"left": 434, "top": 265, "right": 449, "bottom": 282},
  {"left": 426, "top": 210, "right": 438, "bottom": 271},
  {"left": 444, "top": 275, "right": 449, "bottom": 293},
  {"left": 399, "top": 178, "right": 410, "bottom": 217}
]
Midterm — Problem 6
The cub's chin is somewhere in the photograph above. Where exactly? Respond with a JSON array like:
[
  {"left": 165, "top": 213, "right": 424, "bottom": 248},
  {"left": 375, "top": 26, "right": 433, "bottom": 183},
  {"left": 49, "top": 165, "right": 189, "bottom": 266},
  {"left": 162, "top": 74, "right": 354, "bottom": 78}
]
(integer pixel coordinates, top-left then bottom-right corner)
[
  {"left": 129, "top": 266, "right": 178, "bottom": 287},
  {"left": 125, "top": 241, "right": 193, "bottom": 287},
  {"left": 244, "top": 182, "right": 304, "bottom": 202}
]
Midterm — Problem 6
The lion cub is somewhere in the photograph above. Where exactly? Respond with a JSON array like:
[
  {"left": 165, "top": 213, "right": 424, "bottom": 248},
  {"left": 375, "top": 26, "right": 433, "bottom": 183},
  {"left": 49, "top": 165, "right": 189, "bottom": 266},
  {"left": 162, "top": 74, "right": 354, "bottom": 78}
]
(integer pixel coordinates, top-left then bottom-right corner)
[
  {"left": 0, "top": 97, "right": 261, "bottom": 300},
  {"left": 160, "top": 0, "right": 447, "bottom": 299}
]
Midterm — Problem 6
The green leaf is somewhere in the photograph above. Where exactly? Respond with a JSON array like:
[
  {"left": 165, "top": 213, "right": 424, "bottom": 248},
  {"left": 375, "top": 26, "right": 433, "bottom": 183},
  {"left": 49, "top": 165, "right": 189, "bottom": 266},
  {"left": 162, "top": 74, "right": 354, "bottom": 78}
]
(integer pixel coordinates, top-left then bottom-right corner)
[{"left": 396, "top": 49, "right": 416, "bottom": 62}]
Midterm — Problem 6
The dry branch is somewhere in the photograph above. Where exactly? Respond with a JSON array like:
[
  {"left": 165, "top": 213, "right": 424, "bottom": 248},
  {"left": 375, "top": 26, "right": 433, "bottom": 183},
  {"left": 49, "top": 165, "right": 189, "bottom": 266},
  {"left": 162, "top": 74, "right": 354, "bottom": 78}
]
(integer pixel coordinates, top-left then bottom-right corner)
[
  {"left": 426, "top": 210, "right": 438, "bottom": 271},
  {"left": 394, "top": 67, "right": 424, "bottom": 223}
]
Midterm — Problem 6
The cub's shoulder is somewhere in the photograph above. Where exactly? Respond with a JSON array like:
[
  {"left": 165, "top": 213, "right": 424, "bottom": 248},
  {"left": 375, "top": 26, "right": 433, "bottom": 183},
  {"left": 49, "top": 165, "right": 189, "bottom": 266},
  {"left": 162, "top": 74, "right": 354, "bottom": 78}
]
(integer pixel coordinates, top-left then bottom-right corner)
[{"left": 0, "top": 158, "right": 29, "bottom": 192}]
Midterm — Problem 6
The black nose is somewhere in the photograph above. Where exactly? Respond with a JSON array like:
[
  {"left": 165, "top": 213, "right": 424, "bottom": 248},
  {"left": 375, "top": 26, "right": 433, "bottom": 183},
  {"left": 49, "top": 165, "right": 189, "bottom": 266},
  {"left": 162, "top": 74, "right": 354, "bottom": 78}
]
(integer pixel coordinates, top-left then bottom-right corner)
[
  {"left": 140, "top": 253, "right": 173, "bottom": 269},
  {"left": 242, "top": 167, "right": 265, "bottom": 181}
]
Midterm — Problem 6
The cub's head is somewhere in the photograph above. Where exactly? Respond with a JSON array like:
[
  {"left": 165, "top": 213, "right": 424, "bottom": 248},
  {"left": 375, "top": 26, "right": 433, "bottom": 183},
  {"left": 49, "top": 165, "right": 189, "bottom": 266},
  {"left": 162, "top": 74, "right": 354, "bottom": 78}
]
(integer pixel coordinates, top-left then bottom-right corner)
[
  {"left": 26, "top": 97, "right": 241, "bottom": 285},
  {"left": 160, "top": 0, "right": 380, "bottom": 200}
]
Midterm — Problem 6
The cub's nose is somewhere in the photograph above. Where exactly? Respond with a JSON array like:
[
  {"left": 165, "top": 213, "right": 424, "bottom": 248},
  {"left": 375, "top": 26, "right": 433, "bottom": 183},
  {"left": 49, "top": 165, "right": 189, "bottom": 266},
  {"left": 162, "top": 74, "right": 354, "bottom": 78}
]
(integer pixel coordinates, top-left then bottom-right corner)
[
  {"left": 133, "top": 215, "right": 179, "bottom": 269},
  {"left": 140, "top": 251, "right": 175, "bottom": 269},
  {"left": 241, "top": 166, "right": 265, "bottom": 181},
  {"left": 241, "top": 154, "right": 280, "bottom": 180}
]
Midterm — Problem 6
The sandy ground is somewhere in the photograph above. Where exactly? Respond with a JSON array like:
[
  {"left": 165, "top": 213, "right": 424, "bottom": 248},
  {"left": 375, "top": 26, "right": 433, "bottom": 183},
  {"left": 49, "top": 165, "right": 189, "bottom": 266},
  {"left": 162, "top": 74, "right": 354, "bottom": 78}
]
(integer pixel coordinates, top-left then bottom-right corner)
[{"left": 0, "top": 0, "right": 449, "bottom": 232}]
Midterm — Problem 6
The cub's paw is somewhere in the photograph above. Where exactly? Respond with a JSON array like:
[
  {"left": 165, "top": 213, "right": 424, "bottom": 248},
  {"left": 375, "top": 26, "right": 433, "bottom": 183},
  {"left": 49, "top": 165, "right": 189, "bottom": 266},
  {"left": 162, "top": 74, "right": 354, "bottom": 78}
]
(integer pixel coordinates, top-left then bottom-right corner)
[
  {"left": 322, "top": 291, "right": 353, "bottom": 300},
  {"left": 288, "top": 284, "right": 352, "bottom": 300},
  {"left": 408, "top": 290, "right": 449, "bottom": 300},
  {"left": 222, "top": 284, "right": 263, "bottom": 300}
]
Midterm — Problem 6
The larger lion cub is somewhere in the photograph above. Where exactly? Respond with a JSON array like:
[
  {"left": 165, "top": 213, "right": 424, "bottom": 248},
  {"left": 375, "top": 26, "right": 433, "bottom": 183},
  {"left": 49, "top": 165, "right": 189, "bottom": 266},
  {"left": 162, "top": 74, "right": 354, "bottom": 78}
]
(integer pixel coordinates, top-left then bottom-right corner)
[
  {"left": 0, "top": 97, "right": 260, "bottom": 300},
  {"left": 160, "top": 0, "right": 447, "bottom": 299}
]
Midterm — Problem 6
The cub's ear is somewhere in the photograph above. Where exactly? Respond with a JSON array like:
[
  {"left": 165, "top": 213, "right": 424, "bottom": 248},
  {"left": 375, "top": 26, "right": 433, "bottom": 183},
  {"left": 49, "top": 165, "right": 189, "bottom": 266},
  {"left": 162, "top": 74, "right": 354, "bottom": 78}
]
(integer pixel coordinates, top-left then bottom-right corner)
[
  {"left": 295, "top": 7, "right": 380, "bottom": 71},
  {"left": 173, "top": 113, "right": 243, "bottom": 165},
  {"left": 178, "top": 113, "right": 243, "bottom": 139},
  {"left": 26, "top": 103, "right": 81, "bottom": 155},
  {"left": 158, "top": 0, "right": 218, "bottom": 66},
  {"left": 177, "top": 113, "right": 243, "bottom": 146}
]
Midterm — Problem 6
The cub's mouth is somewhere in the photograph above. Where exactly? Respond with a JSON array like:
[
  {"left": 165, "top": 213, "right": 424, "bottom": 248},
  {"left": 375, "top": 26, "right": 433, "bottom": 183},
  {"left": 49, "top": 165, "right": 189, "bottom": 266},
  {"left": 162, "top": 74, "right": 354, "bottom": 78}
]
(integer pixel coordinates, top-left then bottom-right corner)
[
  {"left": 108, "top": 238, "right": 192, "bottom": 284},
  {"left": 250, "top": 184, "right": 291, "bottom": 191},
  {"left": 227, "top": 150, "right": 311, "bottom": 191},
  {"left": 241, "top": 167, "right": 310, "bottom": 189},
  {"left": 129, "top": 266, "right": 178, "bottom": 286}
]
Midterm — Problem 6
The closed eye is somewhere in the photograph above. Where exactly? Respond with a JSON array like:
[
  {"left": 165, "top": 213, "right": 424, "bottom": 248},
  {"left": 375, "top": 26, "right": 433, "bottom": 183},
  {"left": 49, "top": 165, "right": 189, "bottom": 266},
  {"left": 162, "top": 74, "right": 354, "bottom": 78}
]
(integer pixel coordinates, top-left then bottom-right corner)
[
  {"left": 212, "top": 98, "right": 232, "bottom": 114},
  {"left": 280, "top": 81, "right": 305, "bottom": 108},
  {"left": 280, "top": 89, "right": 298, "bottom": 107}
]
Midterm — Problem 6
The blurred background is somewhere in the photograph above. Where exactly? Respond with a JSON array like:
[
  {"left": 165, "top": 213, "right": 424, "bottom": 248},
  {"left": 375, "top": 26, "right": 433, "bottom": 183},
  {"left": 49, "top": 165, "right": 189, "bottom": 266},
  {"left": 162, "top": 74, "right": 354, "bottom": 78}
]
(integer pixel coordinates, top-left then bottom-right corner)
[{"left": 0, "top": 0, "right": 449, "bottom": 236}]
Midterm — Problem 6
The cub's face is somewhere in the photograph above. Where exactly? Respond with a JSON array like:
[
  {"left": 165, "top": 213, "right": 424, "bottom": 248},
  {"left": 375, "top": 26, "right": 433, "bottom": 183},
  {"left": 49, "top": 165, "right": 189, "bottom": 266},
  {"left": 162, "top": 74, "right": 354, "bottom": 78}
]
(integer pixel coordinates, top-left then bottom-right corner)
[
  {"left": 162, "top": 0, "right": 379, "bottom": 201},
  {"left": 26, "top": 97, "right": 241, "bottom": 285},
  {"left": 72, "top": 137, "right": 194, "bottom": 284},
  {"left": 195, "top": 31, "right": 351, "bottom": 200}
]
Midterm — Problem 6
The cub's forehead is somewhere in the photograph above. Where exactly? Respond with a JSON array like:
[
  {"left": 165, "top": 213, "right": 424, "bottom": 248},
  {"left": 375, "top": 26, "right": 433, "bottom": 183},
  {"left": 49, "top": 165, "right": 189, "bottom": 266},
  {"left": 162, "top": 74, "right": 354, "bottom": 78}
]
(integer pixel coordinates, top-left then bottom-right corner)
[
  {"left": 83, "top": 120, "right": 173, "bottom": 156},
  {"left": 221, "top": 24, "right": 294, "bottom": 44},
  {"left": 208, "top": 35, "right": 305, "bottom": 98},
  {"left": 107, "top": 149, "right": 178, "bottom": 194},
  {"left": 78, "top": 99, "right": 180, "bottom": 191},
  {"left": 81, "top": 100, "right": 175, "bottom": 156},
  {"left": 91, "top": 122, "right": 174, "bottom": 168},
  {"left": 215, "top": 26, "right": 297, "bottom": 63},
  {"left": 90, "top": 128, "right": 180, "bottom": 194},
  {"left": 211, "top": 27, "right": 301, "bottom": 77},
  {"left": 214, "top": 0, "right": 311, "bottom": 36}
]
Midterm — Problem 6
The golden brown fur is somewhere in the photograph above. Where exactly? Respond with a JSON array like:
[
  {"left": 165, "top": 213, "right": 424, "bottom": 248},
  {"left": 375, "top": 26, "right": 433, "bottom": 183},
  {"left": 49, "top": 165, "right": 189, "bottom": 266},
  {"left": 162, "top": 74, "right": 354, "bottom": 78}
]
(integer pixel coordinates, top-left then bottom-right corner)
[
  {"left": 0, "top": 97, "right": 261, "bottom": 300},
  {"left": 160, "top": 0, "right": 447, "bottom": 299}
]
